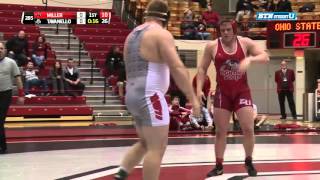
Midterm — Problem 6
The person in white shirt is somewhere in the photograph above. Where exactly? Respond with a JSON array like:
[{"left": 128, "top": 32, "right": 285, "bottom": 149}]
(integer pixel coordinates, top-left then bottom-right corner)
[
  {"left": 63, "top": 59, "right": 85, "bottom": 96},
  {"left": 24, "top": 61, "right": 48, "bottom": 95}
]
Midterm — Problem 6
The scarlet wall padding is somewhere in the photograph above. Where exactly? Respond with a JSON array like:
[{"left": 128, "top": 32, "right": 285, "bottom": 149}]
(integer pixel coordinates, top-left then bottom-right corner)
[
  {"left": 7, "top": 106, "right": 93, "bottom": 116},
  {"left": 11, "top": 96, "right": 87, "bottom": 105}
]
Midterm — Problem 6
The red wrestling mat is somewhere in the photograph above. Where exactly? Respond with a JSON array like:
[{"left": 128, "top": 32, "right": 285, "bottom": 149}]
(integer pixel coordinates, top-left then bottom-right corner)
[{"left": 94, "top": 161, "right": 320, "bottom": 180}]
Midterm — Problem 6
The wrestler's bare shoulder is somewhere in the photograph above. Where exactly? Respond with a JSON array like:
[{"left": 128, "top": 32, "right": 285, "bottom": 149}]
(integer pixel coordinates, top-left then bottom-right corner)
[
  {"left": 144, "top": 28, "right": 173, "bottom": 40},
  {"left": 237, "top": 36, "right": 254, "bottom": 45},
  {"left": 206, "top": 39, "right": 218, "bottom": 50}
]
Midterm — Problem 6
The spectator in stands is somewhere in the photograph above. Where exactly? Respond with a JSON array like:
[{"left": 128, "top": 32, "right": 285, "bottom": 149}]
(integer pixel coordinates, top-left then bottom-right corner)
[
  {"left": 262, "top": 0, "right": 276, "bottom": 11},
  {"left": 274, "top": 0, "right": 292, "bottom": 12},
  {"left": 32, "top": 35, "right": 48, "bottom": 68},
  {"left": 24, "top": 61, "right": 48, "bottom": 96},
  {"left": 50, "top": 61, "right": 65, "bottom": 96},
  {"left": 195, "top": 15, "right": 211, "bottom": 40},
  {"left": 235, "top": 0, "right": 258, "bottom": 23},
  {"left": 169, "top": 96, "right": 192, "bottom": 131},
  {"left": 181, "top": 9, "right": 197, "bottom": 40},
  {"left": 105, "top": 45, "right": 123, "bottom": 77},
  {"left": 193, "top": 0, "right": 207, "bottom": 8},
  {"left": 168, "top": 76, "right": 187, "bottom": 107},
  {"left": 5, "top": 30, "right": 29, "bottom": 67},
  {"left": 202, "top": 4, "right": 220, "bottom": 28},
  {"left": 0, "top": 42, "right": 24, "bottom": 154},
  {"left": 105, "top": 46, "right": 125, "bottom": 94},
  {"left": 64, "top": 58, "right": 85, "bottom": 97},
  {"left": 191, "top": 74, "right": 213, "bottom": 130}
]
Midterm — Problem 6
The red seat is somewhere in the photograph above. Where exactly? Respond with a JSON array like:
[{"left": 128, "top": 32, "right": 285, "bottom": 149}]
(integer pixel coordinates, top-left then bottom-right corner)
[
  {"left": 76, "top": 22, "right": 128, "bottom": 29},
  {"left": 0, "top": 4, "right": 24, "bottom": 11},
  {"left": 0, "top": 18, "right": 22, "bottom": 25},
  {"left": 7, "top": 106, "right": 93, "bottom": 116},
  {"left": 89, "top": 52, "right": 107, "bottom": 59},
  {"left": 11, "top": 96, "right": 87, "bottom": 105},
  {"left": 79, "top": 35, "right": 126, "bottom": 44},
  {"left": 74, "top": 28, "right": 130, "bottom": 36},
  {"left": 0, "top": 25, "right": 39, "bottom": 33},
  {"left": 0, "top": 10, "right": 23, "bottom": 18},
  {"left": 85, "top": 43, "right": 123, "bottom": 51},
  {"left": 3, "top": 33, "right": 41, "bottom": 41}
]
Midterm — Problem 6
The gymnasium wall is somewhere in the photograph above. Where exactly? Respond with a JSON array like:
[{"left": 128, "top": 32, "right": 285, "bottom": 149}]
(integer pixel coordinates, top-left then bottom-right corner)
[{"left": 0, "top": 0, "right": 113, "bottom": 9}]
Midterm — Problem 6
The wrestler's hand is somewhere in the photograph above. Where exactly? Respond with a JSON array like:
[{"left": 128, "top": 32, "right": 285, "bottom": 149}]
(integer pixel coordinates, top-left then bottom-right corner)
[
  {"left": 239, "top": 57, "right": 251, "bottom": 73},
  {"left": 17, "top": 97, "right": 25, "bottom": 105},
  {"left": 205, "top": 125, "right": 214, "bottom": 131},
  {"left": 191, "top": 97, "right": 202, "bottom": 119},
  {"left": 197, "top": 91, "right": 206, "bottom": 106}
]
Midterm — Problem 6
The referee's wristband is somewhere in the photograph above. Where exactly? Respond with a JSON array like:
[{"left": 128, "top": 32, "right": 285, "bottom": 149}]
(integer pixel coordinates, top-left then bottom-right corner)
[{"left": 18, "top": 89, "right": 25, "bottom": 97}]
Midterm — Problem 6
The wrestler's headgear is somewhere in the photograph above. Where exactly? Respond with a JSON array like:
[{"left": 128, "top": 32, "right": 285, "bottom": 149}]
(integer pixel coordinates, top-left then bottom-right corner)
[
  {"left": 144, "top": 0, "right": 170, "bottom": 27},
  {"left": 217, "top": 19, "right": 238, "bottom": 37}
]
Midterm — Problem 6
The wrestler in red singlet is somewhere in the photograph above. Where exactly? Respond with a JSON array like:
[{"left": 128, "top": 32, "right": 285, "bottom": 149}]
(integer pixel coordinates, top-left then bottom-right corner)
[{"left": 214, "top": 36, "right": 252, "bottom": 111}]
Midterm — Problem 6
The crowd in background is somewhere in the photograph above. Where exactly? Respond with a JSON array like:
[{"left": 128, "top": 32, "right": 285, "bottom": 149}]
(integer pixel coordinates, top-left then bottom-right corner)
[{"left": 5, "top": 30, "right": 85, "bottom": 97}]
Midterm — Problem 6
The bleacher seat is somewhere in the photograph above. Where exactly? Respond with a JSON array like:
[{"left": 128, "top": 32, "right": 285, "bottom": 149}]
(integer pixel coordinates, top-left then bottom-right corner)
[
  {"left": 8, "top": 96, "right": 93, "bottom": 117},
  {"left": 78, "top": 35, "right": 126, "bottom": 44},
  {"left": 73, "top": 28, "right": 131, "bottom": 36},
  {"left": 11, "top": 96, "right": 87, "bottom": 105},
  {"left": 77, "top": 22, "right": 128, "bottom": 29},
  {"left": 8, "top": 106, "right": 93, "bottom": 116}
]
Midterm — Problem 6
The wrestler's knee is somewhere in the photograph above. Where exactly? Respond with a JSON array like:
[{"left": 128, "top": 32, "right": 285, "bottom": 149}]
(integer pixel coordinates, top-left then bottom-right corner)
[
  {"left": 215, "top": 128, "right": 228, "bottom": 138},
  {"left": 241, "top": 125, "right": 254, "bottom": 136}
]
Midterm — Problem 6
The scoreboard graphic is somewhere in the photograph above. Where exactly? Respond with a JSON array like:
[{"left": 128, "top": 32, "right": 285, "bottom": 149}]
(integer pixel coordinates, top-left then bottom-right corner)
[
  {"left": 21, "top": 11, "right": 112, "bottom": 24},
  {"left": 267, "top": 20, "right": 320, "bottom": 49}
]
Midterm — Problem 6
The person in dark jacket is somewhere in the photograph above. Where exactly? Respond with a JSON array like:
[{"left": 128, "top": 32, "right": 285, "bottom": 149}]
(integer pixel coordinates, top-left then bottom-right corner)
[
  {"left": 275, "top": 60, "right": 297, "bottom": 119},
  {"left": 5, "top": 30, "right": 29, "bottom": 67},
  {"left": 63, "top": 59, "right": 85, "bottom": 96},
  {"left": 105, "top": 46, "right": 123, "bottom": 77},
  {"left": 236, "top": 0, "right": 258, "bottom": 22}
]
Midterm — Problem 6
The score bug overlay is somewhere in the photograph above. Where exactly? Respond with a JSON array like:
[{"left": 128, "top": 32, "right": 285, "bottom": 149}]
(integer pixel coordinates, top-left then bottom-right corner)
[{"left": 22, "top": 11, "right": 112, "bottom": 25}]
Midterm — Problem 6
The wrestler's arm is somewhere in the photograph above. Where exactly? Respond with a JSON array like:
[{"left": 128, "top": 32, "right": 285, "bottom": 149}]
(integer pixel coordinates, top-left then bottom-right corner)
[
  {"left": 197, "top": 42, "right": 215, "bottom": 99},
  {"left": 157, "top": 30, "right": 198, "bottom": 106},
  {"left": 239, "top": 37, "right": 269, "bottom": 72},
  {"left": 243, "top": 37, "right": 270, "bottom": 63}
]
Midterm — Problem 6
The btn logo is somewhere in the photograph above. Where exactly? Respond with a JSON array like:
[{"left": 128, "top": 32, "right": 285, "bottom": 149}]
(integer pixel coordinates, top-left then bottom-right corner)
[{"left": 256, "top": 12, "right": 297, "bottom": 21}]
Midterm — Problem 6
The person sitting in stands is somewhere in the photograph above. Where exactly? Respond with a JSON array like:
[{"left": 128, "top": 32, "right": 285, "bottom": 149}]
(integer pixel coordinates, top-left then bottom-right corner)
[
  {"left": 202, "top": 4, "right": 220, "bottom": 28},
  {"left": 105, "top": 45, "right": 123, "bottom": 77},
  {"left": 50, "top": 61, "right": 65, "bottom": 96},
  {"left": 32, "top": 35, "right": 48, "bottom": 68},
  {"left": 169, "top": 96, "right": 193, "bottom": 131},
  {"left": 6, "top": 30, "right": 29, "bottom": 67},
  {"left": 181, "top": 9, "right": 197, "bottom": 40},
  {"left": 105, "top": 46, "right": 124, "bottom": 93},
  {"left": 195, "top": 15, "right": 211, "bottom": 40},
  {"left": 235, "top": 0, "right": 258, "bottom": 23},
  {"left": 24, "top": 61, "right": 48, "bottom": 96},
  {"left": 63, "top": 58, "right": 85, "bottom": 96}
]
